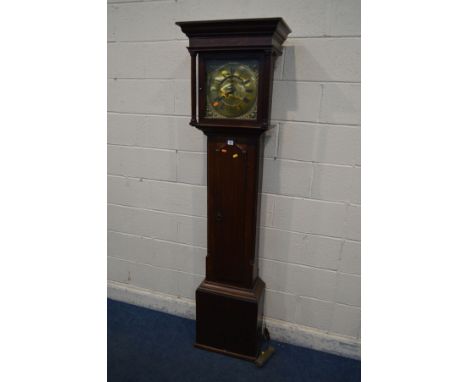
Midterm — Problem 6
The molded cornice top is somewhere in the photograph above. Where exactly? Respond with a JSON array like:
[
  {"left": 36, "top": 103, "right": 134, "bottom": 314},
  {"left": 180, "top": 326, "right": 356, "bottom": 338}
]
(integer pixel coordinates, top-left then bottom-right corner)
[{"left": 176, "top": 18, "right": 291, "bottom": 54}]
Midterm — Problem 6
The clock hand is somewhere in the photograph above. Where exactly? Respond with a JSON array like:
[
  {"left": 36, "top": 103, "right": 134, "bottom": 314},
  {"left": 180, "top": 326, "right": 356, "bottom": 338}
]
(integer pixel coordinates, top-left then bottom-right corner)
[{"left": 229, "top": 80, "right": 236, "bottom": 95}]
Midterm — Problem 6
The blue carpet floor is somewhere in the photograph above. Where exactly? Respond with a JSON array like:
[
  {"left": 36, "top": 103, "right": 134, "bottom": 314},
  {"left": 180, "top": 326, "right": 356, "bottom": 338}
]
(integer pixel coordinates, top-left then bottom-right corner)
[{"left": 108, "top": 299, "right": 360, "bottom": 382}]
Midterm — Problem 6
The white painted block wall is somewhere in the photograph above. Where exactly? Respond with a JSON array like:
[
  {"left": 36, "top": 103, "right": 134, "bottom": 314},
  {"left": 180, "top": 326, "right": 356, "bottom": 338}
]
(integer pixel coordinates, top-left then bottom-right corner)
[{"left": 108, "top": 0, "right": 361, "bottom": 353}]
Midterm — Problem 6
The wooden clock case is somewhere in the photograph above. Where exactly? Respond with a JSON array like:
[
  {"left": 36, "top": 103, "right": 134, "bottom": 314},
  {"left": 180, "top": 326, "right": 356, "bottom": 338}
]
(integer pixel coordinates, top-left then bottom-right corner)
[{"left": 176, "top": 18, "right": 291, "bottom": 362}]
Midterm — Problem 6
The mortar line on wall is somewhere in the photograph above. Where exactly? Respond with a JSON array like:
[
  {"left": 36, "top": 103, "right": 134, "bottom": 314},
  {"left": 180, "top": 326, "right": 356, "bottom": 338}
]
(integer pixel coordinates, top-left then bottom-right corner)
[
  {"left": 280, "top": 49, "right": 286, "bottom": 80},
  {"left": 108, "top": 250, "right": 360, "bottom": 285},
  {"left": 108, "top": 111, "right": 189, "bottom": 118},
  {"left": 304, "top": 155, "right": 353, "bottom": 167},
  {"left": 293, "top": 294, "right": 360, "bottom": 310},
  {"left": 108, "top": 229, "right": 207, "bottom": 250},
  {"left": 108, "top": 200, "right": 360, "bottom": 241},
  {"left": 109, "top": 227, "right": 360, "bottom": 276},
  {"left": 108, "top": 202, "right": 206, "bottom": 219},
  {"left": 107, "top": 36, "right": 361, "bottom": 44},
  {"left": 272, "top": 221, "right": 361, "bottom": 242},
  {"left": 109, "top": 145, "right": 356, "bottom": 168},
  {"left": 260, "top": 257, "right": 337, "bottom": 274},
  {"left": 308, "top": 163, "right": 315, "bottom": 198},
  {"left": 259, "top": 259, "right": 360, "bottom": 277},
  {"left": 108, "top": 255, "right": 205, "bottom": 278},
  {"left": 263, "top": 288, "right": 360, "bottom": 309},
  {"left": 273, "top": 123, "right": 280, "bottom": 159},
  {"left": 262, "top": 192, "right": 361, "bottom": 208},
  {"left": 271, "top": 191, "right": 352, "bottom": 204},
  {"left": 175, "top": 151, "right": 179, "bottom": 181},
  {"left": 107, "top": 39, "right": 186, "bottom": 45},
  {"left": 259, "top": 262, "right": 361, "bottom": 277},
  {"left": 107, "top": 173, "right": 362, "bottom": 206},
  {"left": 329, "top": 302, "right": 339, "bottom": 338},
  {"left": 109, "top": 0, "right": 176, "bottom": 5},
  {"left": 109, "top": 77, "right": 188, "bottom": 81},
  {"left": 107, "top": 111, "right": 361, "bottom": 127},
  {"left": 265, "top": 288, "right": 361, "bottom": 309},
  {"left": 259, "top": 258, "right": 360, "bottom": 277},
  {"left": 287, "top": 35, "right": 361, "bottom": 39},
  {"left": 331, "top": 238, "right": 347, "bottom": 309},
  {"left": 108, "top": 144, "right": 178, "bottom": 153},
  {"left": 262, "top": 191, "right": 344, "bottom": 205},
  {"left": 324, "top": 0, "right": 334, "bottom": 36},
  {"left": 108, "top": 173, "right": 206, "bottom": 189},
  {"left": 260, "top": 226, "right": 351, "bottom": 243},
  {"left": 109, "top": 78, "right": 174, "bottom": 82},
  {"left": 260, "top": 225, "right": 347, "bottom": 240},
  {"left": 107, "top": 215, "right": 356, "bottom": 246},
  {"left": 350, "top": 164, "right": 361, "bottom": 204},
  {"left": 263, "top": 192, "right": 361, "bottom": 207},
  {"left": 114, "top": 147, "right": 204, "bottom": 154},
  {"left": 108, "top": 77, "right": 360, "bottom": 84},
  {"left": 108, "top": 172, "right": 206, "bottom": 187},
  {"left": 108, "top": 145, "right": 205, "bottom": 157},
  {"left": 107, "top": 198, "right": 360, "bottom": 237},
  {"left": 108, "top": 226, "right": 359, "bottom": 249},
  {"left": 318, "top": 83, "right": 325, "bottom": 122},
  {"left": 342, "top": 203, "right": 352, "bottom": 245},
  {"left": 107, "top": 143, "right": 359, "bottom": 167},
  {"left": 337, "top": 238, "right": 347, "bottom": 268}
]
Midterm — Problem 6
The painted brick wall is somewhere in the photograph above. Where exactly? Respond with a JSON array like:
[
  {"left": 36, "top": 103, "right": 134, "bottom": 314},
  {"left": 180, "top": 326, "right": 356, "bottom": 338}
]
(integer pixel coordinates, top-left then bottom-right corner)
[{"left": 108, "top": 0, "right": 361, "bottom": 344}]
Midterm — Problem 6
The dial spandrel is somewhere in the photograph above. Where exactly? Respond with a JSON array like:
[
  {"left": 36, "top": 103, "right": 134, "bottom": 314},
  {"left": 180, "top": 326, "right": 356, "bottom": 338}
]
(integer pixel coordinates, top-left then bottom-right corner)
[{"left": 205, "top": 60, "right": 259, "bottom": 120}]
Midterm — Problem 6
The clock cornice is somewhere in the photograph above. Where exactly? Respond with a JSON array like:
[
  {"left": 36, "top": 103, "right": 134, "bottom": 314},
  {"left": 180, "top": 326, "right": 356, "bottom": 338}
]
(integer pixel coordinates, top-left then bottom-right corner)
[{"left": 176, "top": 17, "right": 291, "bottom": 56}]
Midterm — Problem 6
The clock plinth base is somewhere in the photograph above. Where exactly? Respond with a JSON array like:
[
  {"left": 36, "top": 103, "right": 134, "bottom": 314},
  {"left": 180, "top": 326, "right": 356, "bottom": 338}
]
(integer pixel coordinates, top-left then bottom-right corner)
[{"left": 195, "top": 278, "right": 265, "bottom": 361}]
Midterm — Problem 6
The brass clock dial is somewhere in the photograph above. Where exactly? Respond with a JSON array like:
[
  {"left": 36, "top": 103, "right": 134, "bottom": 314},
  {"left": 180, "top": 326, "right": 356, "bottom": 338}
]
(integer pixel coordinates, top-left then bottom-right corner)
[{"left": 206, "top": 60, "right": 259, "bottom": 120}]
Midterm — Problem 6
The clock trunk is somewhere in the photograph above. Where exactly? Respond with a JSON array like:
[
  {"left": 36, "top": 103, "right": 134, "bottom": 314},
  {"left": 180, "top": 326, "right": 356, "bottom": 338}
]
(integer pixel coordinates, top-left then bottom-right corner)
[{"left": 206, "top": 132, "right": 262, "bottom": 288}]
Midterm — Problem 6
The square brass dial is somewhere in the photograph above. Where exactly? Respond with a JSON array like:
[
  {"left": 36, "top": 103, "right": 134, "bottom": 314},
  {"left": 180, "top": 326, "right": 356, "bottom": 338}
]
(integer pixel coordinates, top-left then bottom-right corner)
[{"left": 205, "top": 59, "right": 259, "bottom": 120}]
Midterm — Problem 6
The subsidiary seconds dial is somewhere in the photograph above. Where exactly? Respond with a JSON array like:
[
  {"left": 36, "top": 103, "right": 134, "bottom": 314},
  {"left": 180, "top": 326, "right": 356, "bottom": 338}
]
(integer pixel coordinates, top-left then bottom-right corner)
[{"left": 206, "top": 61, "right": 258, "bottom": 119}]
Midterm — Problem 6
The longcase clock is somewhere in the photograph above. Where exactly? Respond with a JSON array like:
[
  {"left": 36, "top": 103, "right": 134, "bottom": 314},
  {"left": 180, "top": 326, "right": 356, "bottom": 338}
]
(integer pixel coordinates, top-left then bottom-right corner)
[{"left": 176, "top": 18, "right": 291, "bottom": 364}]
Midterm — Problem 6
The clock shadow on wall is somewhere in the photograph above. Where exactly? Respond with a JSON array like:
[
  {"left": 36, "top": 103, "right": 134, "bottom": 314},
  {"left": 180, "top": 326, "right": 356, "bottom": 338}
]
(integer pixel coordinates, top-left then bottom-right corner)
[
  {"left": 258, "top": 43, "right": 298, "bottom": 303},
  {"left": 269, "top": 44, "right": 298, "bottom": 124}
]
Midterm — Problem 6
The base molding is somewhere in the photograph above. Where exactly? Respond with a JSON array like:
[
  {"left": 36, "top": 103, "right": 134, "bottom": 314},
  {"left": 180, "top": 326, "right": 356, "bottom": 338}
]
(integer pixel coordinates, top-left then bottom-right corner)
[
  {"left": 194, "top": 342, "right": 257, "bottom": 362},
  {"left": 108, "top": 281, "right": 360, "bottom": 360},
  {"left": 195, "top": 277, "right": 265, "bottom": 360}
]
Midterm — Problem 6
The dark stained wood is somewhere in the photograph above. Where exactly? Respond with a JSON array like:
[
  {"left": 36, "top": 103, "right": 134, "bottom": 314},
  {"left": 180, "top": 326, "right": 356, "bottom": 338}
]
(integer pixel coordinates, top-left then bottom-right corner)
[
  {"left": 176, "top": 18, "right": 290, "bottom": 362},
  {"left": 195, "top": 278, "right": 265, "bottom": 360},
  {"left": 206, "top": 131, "right": 262, "bottom": 288},
  {"left": 261, "top": 50, "right": 275, "bottom": 129},
  {"left": 189, "top": 50, "right": 198, "bottom": 125},
  {"left": 176, "top": 18, "right": 291, "bottom": 56}
]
